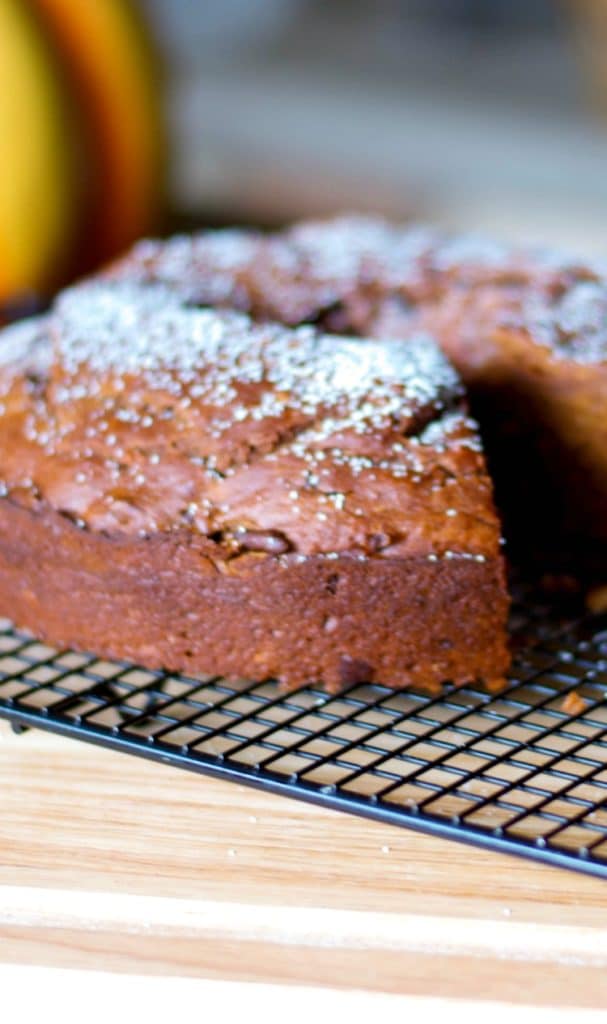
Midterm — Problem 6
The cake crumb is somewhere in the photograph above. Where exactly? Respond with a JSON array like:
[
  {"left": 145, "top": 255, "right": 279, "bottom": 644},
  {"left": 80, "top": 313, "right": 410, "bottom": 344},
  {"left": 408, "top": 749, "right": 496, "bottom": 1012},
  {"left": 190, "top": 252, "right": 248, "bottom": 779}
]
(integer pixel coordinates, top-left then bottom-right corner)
[
  {"left": 381, "top": 845, "right": 391, "bottom": 854},
  {"left": 586, "top": 584, "right": 607, "bottom": 615},
  {"left": 227, "top": 848, "right": 237, "bottom": 858},
  {"left": 562, "top": 691, "right": 587, "bottom": 716}
]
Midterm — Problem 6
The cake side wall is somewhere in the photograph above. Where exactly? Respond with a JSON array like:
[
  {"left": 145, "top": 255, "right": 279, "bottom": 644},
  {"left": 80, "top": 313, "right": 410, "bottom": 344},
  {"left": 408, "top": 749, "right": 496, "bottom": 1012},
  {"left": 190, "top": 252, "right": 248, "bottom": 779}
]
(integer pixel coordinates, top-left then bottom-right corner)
[{"left": 0, "top": 498, "right": 510, "bottom": 692}]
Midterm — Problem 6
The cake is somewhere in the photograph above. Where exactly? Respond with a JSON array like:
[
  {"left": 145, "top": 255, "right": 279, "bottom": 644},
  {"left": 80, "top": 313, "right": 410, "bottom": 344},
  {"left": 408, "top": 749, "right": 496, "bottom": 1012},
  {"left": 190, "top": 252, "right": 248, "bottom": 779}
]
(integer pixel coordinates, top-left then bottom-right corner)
[
  {"left": 111, "top": 217, "right": 607, "bottom": 573},
  {"left": 0, "top": 278, "right": 509, "bottom": 691}
]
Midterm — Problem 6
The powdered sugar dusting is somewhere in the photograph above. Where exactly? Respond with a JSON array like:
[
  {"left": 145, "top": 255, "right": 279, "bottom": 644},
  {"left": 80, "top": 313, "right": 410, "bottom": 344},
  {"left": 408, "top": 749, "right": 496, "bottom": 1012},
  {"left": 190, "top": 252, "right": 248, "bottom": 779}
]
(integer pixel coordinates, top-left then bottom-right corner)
[
  {"left": 432, "top": 234, "right": 513, "bottom": 272},
  {"left": 418, "top": 412, "right": 482, "bottom": 452},
  {"left": 513, "top": 282, "right": 607, "bottom": 364},
  {"left": 130, "top": 229, "right": 261, "bottom": 276},
  {"left": 288, "top": 215, "right": 439, "bottom": 285},
  {"left": 0, "top": 317, "right": 52, "bottom": 377},
  {"left": 113, "top": 230, "right": 262, "bottom": 307},
  {"left": 53, "top": 281, "right": 459, "bottom": 420},
  {"left": 55, "top": 282, "right": 252, "bottom": 379}
]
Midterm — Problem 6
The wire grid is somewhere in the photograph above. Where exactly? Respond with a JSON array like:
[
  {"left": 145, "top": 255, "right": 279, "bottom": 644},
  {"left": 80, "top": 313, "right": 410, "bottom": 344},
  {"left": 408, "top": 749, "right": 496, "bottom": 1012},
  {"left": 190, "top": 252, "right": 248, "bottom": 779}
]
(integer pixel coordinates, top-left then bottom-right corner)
[{"left": 1, "top": 582, "right": 607, "bottom": 878}]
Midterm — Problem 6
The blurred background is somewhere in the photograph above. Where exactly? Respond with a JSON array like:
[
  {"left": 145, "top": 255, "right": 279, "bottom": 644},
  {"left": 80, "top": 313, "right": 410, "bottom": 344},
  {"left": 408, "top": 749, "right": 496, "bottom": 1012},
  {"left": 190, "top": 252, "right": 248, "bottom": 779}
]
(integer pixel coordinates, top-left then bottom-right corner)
[{"left": 2, "top": 0, "right": 607, "bottom": 307}]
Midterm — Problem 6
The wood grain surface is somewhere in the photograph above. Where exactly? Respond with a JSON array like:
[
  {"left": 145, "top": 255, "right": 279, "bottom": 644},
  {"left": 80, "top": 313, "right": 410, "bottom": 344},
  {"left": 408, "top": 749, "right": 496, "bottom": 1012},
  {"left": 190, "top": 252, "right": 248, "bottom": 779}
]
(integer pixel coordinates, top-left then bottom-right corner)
[{"left": 1, "top": 721, "right": 607, "bottom": 1007}]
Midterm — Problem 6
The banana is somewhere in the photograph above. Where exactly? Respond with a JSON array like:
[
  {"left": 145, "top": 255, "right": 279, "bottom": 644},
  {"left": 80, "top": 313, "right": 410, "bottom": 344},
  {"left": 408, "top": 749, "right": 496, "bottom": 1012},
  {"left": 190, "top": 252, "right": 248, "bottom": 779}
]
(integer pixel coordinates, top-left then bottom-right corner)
[
  {"left": 31, "top": 0, "right": 165, "bottom": 265},
  {"left": 0, "top": 0, "right": 79, "bottom": 300}
]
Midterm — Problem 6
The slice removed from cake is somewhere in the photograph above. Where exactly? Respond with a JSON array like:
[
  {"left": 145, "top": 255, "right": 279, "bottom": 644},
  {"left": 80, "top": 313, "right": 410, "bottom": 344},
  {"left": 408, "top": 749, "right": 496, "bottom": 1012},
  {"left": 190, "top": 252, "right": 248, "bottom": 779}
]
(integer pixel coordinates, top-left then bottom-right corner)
[{"left": 0, "top": 280, "right": 510, "bottom": 691}]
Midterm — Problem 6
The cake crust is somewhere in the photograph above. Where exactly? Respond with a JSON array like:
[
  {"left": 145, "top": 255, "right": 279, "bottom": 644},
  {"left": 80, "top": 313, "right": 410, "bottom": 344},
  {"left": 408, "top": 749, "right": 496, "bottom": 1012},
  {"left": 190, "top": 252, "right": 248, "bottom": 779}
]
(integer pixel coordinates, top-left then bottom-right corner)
[{"left": 0, "top": 496, "right": 508, "bottom": 692}]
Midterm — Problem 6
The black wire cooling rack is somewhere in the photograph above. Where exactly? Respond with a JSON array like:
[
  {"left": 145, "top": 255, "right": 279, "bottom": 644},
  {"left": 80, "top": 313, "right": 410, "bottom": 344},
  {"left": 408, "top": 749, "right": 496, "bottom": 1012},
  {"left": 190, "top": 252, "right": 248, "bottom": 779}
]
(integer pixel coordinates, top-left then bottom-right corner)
[{"left": 1, "top": 579, "right": 607, "bottom": 878}]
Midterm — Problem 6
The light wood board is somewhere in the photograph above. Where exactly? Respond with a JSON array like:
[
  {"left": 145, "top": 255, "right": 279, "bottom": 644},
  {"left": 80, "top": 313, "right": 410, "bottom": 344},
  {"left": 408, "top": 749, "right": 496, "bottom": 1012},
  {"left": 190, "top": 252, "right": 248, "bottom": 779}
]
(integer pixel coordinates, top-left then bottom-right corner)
[{"left": 1, "top": 721, "right": 607, "bottom": 1007}]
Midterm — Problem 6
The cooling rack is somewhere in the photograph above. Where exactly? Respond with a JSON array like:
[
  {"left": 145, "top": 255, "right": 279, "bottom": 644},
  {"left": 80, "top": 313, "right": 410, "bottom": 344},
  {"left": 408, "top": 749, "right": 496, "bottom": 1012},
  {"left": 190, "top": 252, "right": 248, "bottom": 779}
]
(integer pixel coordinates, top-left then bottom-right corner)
[{"left": 1, "top": 578, "right": 607, "bottom": 878}]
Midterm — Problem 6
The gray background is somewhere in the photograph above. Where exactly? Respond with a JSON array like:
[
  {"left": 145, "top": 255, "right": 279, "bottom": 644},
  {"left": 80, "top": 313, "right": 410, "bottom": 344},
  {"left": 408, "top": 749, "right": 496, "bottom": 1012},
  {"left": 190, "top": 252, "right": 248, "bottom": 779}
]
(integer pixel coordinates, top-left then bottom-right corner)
[{"left": 142, "top": 0, "right": 607, "bottom": 255}]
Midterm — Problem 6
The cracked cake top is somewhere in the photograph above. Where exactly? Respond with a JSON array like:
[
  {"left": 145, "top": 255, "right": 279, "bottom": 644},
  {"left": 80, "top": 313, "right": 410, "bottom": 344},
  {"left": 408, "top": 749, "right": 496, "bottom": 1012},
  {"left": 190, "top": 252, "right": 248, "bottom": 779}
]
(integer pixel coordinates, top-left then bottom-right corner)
[{"left": 0, "top": 279, "right": 499, "bottom": 561}]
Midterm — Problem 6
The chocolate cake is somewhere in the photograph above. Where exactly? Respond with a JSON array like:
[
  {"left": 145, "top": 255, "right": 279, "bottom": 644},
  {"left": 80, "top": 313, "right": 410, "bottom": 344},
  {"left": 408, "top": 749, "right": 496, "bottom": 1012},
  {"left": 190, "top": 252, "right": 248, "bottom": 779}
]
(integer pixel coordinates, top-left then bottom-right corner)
[
  {"left": 112, "top": 217, "right": 607, "bottom": 572},
  {"left": 0, "top": 279, "right": 509, "bottom": 691}
]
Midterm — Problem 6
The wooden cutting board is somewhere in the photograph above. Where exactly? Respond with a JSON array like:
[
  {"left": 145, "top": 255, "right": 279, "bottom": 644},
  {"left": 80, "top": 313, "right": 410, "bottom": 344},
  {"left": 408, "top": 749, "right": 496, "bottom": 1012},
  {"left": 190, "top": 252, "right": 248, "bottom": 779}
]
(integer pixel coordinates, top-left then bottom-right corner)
[{"left": 1, "top": 720, "right": 607, "bottom": 1008}]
